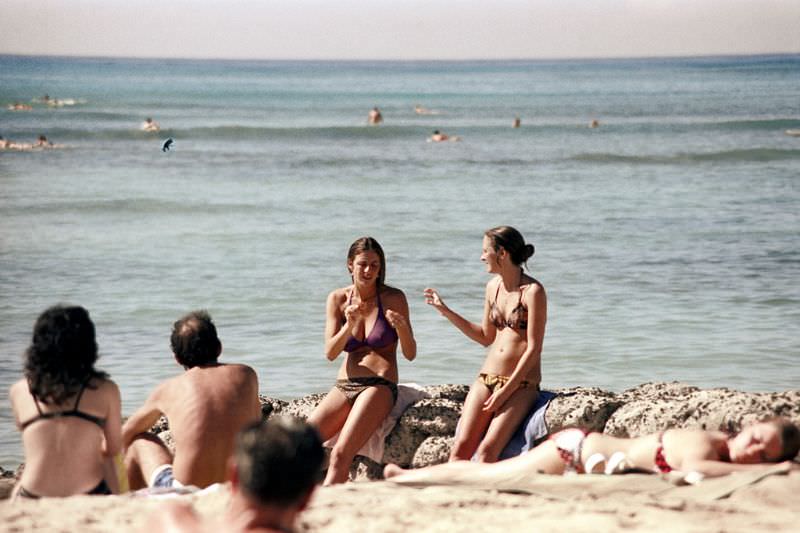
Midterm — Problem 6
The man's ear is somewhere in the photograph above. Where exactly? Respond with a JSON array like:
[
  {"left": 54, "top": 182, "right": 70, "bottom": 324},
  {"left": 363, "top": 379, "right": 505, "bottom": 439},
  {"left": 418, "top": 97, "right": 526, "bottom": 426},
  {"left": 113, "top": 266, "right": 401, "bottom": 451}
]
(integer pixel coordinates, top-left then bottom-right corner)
[{"left": 227, "top": 460, "right": 239, "bottom": 490}]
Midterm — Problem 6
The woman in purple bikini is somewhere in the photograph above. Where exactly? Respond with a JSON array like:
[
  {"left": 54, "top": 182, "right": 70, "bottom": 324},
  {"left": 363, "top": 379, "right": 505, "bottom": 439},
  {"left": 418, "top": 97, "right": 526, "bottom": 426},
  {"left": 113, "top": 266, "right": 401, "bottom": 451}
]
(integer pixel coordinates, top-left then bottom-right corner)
[
  {"left": 424, "top": 226, "right": 546, "bottom": 463},
  {"left": 308, "top": 236, "right": 417, "bottom": 485}
]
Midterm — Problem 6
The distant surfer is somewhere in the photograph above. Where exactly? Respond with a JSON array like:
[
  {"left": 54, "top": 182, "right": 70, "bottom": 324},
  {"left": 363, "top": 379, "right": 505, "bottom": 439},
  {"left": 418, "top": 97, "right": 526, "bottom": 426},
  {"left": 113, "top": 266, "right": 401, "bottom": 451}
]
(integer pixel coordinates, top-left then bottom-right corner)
[
  {"left": 162, "top": 138, "right": 174, "bottom": 152},
  {"left": 142, "top": 118, "right": 161, "bottom": 132},
  {"left": 368, "top": 107, "right": 383, "bottom": 125}
]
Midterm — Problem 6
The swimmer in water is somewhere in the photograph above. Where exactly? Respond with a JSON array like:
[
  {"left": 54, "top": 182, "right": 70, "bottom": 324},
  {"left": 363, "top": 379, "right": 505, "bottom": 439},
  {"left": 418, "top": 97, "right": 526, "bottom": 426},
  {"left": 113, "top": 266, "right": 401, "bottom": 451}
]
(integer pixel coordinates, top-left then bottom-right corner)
[
  {"left": 7, "top": 102, "right": 33, "bottom": 111},
  {"left": 367, "top": 107, "right": 383, "bottom": 125},
  {"left": 142, "top": 118, "right": 161, "bottom": 132},
  {"left": 428, "top": 130, "right": 461, "bottom": 143},
  {"left": 415, "top": 105, "right": 441, "bottom": 115}
]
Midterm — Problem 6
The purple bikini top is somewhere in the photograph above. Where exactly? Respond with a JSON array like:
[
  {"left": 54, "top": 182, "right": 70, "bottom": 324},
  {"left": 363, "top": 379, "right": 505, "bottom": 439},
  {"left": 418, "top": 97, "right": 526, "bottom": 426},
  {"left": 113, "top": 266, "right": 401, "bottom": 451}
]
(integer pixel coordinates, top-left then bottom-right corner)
[{"left": 343, "top": 291, "right": 398, "bottom": 352}]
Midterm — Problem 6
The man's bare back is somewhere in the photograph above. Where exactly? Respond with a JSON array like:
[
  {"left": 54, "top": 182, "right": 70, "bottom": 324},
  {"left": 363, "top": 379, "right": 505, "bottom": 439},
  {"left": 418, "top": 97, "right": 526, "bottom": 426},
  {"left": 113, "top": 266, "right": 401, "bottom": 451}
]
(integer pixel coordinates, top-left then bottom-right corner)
[{"left": 123, "top": 311, "right": 262, "bottom": 489}]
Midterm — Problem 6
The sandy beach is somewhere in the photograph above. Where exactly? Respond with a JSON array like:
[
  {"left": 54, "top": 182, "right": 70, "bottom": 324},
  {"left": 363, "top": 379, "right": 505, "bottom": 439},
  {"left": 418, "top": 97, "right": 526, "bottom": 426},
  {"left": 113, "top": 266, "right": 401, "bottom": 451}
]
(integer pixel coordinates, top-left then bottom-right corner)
[
  {"left": 2, "top": 381, "right": 798, "bottom": 532},
  {"left": 2, "top": 469, "right": 799, "bottom": 532}
]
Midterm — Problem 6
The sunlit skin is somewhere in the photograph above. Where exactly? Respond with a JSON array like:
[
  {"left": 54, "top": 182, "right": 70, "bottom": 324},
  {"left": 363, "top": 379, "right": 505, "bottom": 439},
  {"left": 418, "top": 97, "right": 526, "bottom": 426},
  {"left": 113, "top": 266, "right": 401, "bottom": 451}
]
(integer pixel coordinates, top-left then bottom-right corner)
[
  {"left": 308, "top": 245, "right": 416, "bottom": 485},
  {"left": 423, "top": 232, "right": 546, "bottom": 463},
  {"left": 727, "top": 422, "right": 782, "bottom": 464},
  {"left": 384, "top": 420, "right": 797, "bottom": 482}
]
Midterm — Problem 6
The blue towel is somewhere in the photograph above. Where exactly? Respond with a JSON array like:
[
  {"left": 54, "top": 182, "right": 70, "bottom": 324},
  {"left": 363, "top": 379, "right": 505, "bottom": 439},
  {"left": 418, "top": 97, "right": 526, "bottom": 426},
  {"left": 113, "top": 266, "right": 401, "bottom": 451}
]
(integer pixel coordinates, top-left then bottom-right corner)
[{"left": 497, "top": 389, "right": 556, "bottom": 460}]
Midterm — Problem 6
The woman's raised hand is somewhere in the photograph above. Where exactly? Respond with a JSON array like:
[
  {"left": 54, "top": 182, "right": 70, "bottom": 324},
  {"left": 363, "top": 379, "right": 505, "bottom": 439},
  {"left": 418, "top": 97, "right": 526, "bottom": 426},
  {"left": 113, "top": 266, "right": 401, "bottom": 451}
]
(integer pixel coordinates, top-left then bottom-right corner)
[
  {"left": 385, "top": 309, "right": 409, "bottom": 331},
  {"left": 344, "top": 302, "right": 365, "bottom": 325},
  {"left": 423, "top": 288, "right": 448, "bottom": 315}
]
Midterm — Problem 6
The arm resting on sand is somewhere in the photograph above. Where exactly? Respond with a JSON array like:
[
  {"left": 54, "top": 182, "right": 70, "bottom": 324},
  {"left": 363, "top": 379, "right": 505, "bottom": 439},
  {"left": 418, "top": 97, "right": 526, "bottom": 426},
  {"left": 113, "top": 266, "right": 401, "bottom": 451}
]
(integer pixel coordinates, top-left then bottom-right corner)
[{"left": 679, "top": 459, "right": 794, "bottom": 478}]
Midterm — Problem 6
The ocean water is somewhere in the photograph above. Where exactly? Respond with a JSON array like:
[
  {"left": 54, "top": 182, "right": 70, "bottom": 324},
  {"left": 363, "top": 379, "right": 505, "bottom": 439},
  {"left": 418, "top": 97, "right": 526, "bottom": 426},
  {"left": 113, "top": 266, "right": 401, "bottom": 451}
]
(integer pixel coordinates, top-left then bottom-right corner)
[{"left": 1, "top": 54, "right": 799, "bottom": 469}]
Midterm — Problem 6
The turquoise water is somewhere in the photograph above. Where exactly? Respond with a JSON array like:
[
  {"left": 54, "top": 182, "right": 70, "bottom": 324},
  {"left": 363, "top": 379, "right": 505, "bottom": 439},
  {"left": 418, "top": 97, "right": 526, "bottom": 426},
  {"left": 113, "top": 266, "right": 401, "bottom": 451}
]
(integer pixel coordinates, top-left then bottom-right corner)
[{"left": 1, "top": 55, "right": 799, "bottom": 468}]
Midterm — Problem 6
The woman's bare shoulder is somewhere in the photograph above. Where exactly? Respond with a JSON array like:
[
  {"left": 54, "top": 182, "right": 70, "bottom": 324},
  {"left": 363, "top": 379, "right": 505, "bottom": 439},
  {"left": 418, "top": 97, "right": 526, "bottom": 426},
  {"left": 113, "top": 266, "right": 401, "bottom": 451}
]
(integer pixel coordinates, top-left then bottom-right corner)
[
  {"left": 328, "top": 286, "right": 352, "bottom": 303},
  {"left": 485, "top": 275, "right": 502, "bottom": 295},
  {"left": 9, "top": 378, "right": 28, "bottom": 398},
  {"left": 380, "top": 285, "right": 410, "bottom": 306}
]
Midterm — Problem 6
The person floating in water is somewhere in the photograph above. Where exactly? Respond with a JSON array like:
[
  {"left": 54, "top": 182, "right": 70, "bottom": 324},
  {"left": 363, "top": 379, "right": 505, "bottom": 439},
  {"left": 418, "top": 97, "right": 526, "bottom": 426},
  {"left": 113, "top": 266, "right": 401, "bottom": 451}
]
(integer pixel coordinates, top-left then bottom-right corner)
[
  {"left": 428, "top": 130, "right": 461, "bottom": 142},
  {"left": 512, "top": 117, "right": 521, "bottom": 128},
  {"left": 589, "top": 119, "right": 600, "bottom": 128},
  {"left": 415, "top": 105, "right": 441, "bottom": 115},
  {"left": 367, "top": 107, "right": 383, "bottom": 125},
  {"left": 7, "top": 102, "right": 32, "bottom": 111},
  {"left": 142, "top": 117, "right": 161, "bottom": 132},
  {"left": 35, "top": 135, "right": 53, "bottom": 148}
]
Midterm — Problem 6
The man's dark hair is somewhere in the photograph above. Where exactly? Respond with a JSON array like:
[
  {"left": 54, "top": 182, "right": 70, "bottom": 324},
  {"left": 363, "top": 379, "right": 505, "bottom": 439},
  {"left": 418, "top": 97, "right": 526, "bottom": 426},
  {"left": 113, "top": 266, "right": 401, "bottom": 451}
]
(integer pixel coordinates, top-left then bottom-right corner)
[
  {"left": 170, "top": 310, "right": 222, "bottom": 368},
  {"left": 25, "top": 305, "right": 108, "bottom": 404},
  {"left": 235, "top": 417, "right": 324, "bottom": 506}
]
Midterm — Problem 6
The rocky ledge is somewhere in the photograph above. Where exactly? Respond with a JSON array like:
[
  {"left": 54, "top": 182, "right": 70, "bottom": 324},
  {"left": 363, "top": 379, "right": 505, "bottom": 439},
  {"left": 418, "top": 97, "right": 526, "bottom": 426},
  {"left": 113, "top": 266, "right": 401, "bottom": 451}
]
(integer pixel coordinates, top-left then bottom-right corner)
[
  {"left": 259, "top": 381, "right": 800, "bottom": 481},
  {"left": 3, "top": 382, "right": 798, "bottom": 494}
]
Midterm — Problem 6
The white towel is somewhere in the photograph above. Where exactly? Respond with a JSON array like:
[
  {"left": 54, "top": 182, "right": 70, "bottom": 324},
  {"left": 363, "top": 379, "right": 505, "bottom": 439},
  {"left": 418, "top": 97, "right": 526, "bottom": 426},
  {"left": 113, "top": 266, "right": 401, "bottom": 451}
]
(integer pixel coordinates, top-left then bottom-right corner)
[{"left": 324, "top": 382, "right": 429, "bottom": 463}]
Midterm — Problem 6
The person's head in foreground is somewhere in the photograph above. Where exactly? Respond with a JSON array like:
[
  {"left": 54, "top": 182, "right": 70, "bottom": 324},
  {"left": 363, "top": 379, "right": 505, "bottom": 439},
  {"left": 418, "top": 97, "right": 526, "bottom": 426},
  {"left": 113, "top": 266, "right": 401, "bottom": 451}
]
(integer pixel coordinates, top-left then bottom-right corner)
[
  {"left": 170, "top": 310, "right": 222, "bottom": 369},
  {"left": 25, "top": 304, "right": 107, "bottom": 403},
  {"left": 233, "top": 417, "right": 325, "bottom": 509},
  {"left": 347, "top": 236, "right": 386, "bottom": 288},
  {"left": 729, "top": 418, "right": 800, "bottom": 464},
  {"left": 149, "top": 416, "right": 324, "bottom": 533}
]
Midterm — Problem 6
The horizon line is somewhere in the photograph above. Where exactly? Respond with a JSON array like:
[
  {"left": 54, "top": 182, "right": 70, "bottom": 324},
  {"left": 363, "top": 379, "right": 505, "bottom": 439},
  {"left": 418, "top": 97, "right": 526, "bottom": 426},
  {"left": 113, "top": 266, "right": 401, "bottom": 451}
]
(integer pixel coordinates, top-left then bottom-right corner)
[{"left": 2, "top": 51, "right": 799, "bottom": 64}]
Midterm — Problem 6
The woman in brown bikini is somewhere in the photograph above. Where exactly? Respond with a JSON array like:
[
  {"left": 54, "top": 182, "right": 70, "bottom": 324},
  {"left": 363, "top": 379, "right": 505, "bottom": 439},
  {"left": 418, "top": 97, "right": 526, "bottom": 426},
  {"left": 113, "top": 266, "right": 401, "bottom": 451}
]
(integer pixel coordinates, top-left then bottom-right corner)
[
  {"left": 385, "top": 418, "right": 800, "bottom": 481},
  {"left": 307, "top": 237, "right": 417, "bottom": 484},
  {"left": 10, "top": 305, "right": 122, "bottom": 499},
  {"left": 424, "top": 226, "right": 546, "bottom": 462}
]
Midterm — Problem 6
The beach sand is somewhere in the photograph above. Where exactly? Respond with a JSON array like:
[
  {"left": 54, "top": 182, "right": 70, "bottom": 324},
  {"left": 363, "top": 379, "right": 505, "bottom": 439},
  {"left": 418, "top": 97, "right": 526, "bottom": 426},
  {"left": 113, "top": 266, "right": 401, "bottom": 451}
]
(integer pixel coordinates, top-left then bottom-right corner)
[
  {"left": 1, "top": 469, "right": 799, "bottom": 532},
  {"left": 3, "top": 382, "right": 798, "bottom": 531}
]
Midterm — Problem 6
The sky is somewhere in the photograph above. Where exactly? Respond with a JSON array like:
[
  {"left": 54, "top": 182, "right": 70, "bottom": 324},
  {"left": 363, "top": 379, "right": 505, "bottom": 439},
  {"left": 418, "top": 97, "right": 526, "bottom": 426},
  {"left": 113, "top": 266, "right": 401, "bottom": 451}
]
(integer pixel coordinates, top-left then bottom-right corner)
[{"left": 1, "top": 0, "right": 799, "bottom": 61}]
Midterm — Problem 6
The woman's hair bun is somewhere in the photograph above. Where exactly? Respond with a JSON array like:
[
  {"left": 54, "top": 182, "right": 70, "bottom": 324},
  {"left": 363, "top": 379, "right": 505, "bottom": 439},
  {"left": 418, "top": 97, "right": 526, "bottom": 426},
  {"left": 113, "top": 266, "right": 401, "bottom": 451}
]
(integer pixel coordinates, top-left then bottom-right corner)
[{"left": 524, "top": 243, "right": 535, "bottom": 261}]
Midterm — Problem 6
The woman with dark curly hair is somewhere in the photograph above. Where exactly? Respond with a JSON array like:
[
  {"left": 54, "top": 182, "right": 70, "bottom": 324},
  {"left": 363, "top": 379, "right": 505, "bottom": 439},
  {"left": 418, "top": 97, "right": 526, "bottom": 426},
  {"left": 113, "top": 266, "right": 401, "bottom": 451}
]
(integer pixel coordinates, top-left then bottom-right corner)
[{"left": 9, "top": 305, "right": 122, "bottom": 499}]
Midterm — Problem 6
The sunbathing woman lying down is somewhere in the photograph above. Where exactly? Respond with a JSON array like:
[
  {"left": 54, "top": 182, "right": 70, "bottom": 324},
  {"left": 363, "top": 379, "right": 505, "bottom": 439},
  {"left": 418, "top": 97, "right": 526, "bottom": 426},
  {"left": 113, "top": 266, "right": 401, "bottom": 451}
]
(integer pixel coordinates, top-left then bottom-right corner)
[{"left": 384, "top": 418, "right": 800, "bottom": 481}]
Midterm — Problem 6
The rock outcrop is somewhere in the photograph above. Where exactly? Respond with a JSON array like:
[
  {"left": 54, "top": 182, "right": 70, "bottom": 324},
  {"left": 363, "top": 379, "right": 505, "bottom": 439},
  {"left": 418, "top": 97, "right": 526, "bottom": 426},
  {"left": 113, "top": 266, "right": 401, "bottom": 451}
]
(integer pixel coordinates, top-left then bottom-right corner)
[
  {"left": 5, "top": 382, "right": 799, "bottom": 492},
  {"left": 258, "top": 382, "right": 800, "bottom": 481}
]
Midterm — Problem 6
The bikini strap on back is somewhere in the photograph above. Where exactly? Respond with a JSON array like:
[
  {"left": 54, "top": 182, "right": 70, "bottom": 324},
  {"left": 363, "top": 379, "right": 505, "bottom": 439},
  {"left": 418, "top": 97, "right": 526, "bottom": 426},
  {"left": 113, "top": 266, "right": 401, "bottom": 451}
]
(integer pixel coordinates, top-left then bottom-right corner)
[
  {"left": 28, "top": 383, "right": 45, "bottom": 415},
  {"left": 72, "top": 380, "right": 89, "bottom": 410}
]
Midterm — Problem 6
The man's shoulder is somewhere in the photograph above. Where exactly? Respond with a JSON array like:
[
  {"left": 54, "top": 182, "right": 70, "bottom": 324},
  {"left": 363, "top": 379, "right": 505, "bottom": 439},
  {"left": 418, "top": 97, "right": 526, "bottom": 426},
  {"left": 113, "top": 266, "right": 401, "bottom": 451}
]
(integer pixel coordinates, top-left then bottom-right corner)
[
  {"left": 192, "top": 363, "right": 257, "bottom": 384},
  {"left": 224, "top": 363, "right": 257, "bottom": 377}
]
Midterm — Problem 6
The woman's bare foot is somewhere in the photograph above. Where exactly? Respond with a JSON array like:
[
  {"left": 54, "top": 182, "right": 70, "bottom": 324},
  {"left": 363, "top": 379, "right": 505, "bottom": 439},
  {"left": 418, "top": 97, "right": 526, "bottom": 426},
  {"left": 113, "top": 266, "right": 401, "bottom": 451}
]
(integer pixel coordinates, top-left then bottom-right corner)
[{"left": 383, "top": 463, "right": 407, "bottom": 479}]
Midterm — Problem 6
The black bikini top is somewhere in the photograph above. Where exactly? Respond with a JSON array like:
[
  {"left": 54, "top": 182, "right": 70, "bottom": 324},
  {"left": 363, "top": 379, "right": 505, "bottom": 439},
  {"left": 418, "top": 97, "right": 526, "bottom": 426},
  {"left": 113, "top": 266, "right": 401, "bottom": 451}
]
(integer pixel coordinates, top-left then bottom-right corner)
[
  {"left": 489, "top": 282, "right": 530, "bottom": 330},
  {"left": 19, "top": 381, "right": 106, "bottom": 431}
]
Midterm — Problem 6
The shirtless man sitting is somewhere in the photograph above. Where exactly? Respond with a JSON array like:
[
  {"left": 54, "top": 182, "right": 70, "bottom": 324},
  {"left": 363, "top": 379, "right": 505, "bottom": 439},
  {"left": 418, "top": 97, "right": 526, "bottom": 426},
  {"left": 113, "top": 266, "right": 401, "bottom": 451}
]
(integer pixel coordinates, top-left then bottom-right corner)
[{"left": 123, "top": 310, "right": 261, "bottom": 489}]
